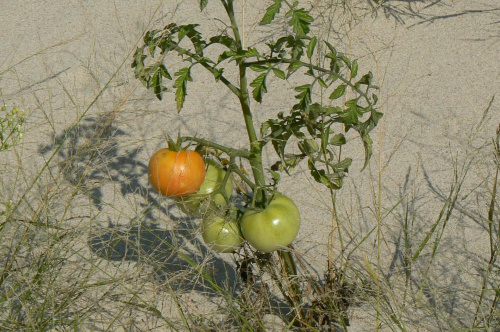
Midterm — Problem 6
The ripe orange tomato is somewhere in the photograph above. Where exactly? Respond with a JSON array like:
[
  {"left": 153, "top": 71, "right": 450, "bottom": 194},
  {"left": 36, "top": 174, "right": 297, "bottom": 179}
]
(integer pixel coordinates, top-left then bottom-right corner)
[{"left": 148, "top": 148, "right": 206, "bottom": 197}]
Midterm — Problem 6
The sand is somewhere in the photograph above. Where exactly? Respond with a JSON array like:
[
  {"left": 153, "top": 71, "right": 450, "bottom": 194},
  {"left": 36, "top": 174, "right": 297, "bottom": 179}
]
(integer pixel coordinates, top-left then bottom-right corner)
[{"left": 1, "top": 0, "right": 500, "bottom": 330}]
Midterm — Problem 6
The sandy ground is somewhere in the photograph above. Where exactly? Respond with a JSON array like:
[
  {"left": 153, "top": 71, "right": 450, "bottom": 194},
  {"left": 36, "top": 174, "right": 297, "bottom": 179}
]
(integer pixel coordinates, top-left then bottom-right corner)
[{"left": 1, "top": 0, "right": 500, "bottom": 330}]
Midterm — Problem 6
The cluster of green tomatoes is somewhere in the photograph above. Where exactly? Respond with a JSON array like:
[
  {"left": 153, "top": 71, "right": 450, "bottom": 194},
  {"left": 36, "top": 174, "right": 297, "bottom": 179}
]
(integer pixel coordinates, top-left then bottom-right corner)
[{"left": 148, "top": 148, "right": 301, "bottom": 254}]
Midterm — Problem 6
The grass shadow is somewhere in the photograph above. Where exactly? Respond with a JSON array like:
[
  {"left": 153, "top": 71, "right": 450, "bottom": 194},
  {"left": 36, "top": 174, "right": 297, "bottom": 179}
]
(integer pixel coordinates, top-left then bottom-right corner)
[{"left": 87, "top": 220, "right": 240, "bottom": 296}]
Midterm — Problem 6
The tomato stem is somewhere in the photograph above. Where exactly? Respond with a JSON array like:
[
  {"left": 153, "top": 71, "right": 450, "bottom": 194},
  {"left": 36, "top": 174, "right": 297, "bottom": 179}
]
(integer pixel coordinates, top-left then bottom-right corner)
[{"left": 224, "top": 0, "right": 267, "bottom": 207}]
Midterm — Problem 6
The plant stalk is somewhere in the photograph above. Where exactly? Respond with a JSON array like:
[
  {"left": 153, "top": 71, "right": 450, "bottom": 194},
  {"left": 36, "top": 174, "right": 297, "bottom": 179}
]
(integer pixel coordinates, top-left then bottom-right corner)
[
  {"left": 225, "top": 0, "right": 266, "bottom": 206},
  {"left": 224, "top": 0, "right": 300, "bottom": 311}
]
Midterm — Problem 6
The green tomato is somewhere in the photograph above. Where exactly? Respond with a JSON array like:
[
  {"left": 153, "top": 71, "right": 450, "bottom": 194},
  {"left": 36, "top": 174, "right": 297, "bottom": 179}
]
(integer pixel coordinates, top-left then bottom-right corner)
[
  {"left": 240, "top": 193, "right": 300, "bottom": 253},
  {"left": 202, "top": 216, "right": 243, "bottom": 253},
  {"left": 177, "top": 160, "right": 234, "bottom": 217}
]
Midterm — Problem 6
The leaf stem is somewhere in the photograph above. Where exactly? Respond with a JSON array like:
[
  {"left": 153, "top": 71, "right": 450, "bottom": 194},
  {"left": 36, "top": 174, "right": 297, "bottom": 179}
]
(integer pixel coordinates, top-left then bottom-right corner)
[{"left": 245, "top": 58, "right": 373, "bottom": 104}]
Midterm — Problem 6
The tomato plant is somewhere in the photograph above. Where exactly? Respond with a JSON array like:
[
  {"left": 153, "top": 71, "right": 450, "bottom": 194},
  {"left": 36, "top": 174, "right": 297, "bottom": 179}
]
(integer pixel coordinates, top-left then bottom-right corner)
[
  {"left": 148, "top": 148, "right": 206, "bottom": 197},
  {"left": 240, "top": 193, "right": 300, "bottom": 253},
  {"left": 134, "top": 0, "right": 382, "bottom": 328},
  {"left": 202, "top": 215, "right": 243, "bottom": 253},
  {"left": 177, "top": 159, "right": 234, "bottom": 217}
]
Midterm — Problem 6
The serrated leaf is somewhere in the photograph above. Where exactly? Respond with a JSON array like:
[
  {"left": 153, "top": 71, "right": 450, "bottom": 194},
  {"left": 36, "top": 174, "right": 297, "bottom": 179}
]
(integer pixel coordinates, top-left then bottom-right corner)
[
  {"left": 209, "top": 35, "right": 238, "bottom": 51},
  {"left": 151, "top": 71, "right": 168, "bottom": 100},
  {"left": 213, "top": 68, "right": 224, "bottom": 82},
  {"left": 354, "top": 110, "right": 383, "bottom": 136},
  {"left": 229, "top": 48, "right": 260, "bottom": 62},
  {"left": 250, "top": 72, "right": 268, "bottom": 103},
  {"left": 339, "top": 100, "right": 363, "bottom": 127},
  {"left": 260, "top": 0, "right": 282, "bottom": 25},
  {"left": 159, "top": 64, "right": 172, "bottom": 80},
  {"left": 356, "top": 72, "right": 373, "bottom": 86},
  {"left": 308, "top": 160, "right": 342, "bottom": 190},
  {"left": 179, "top": 24, "right": 206, "bottom": 55},
  {"left": 272, "top": 68, "right": 285, "bottom": 79},
  {"left": 218, "top": 50, "right": 235, "bottom": 63},
  {"left": 329, "top": 84, "right": 346, "bottom": 100},
  {"left": 200, "top": 0, "right": 208, "bottom": 10},
  {"left": 307, "top": 36, "right": 317, "bottom": 59},
  {"left": 287, "top": 8, "right": 313, "bottom": 37},
  {"left": 174, "top": 67, "right": 192, "bottom": 112},
  {"left": 332, "top": 158, "right": 352, "bottom": 173},
  {"left": 178, "top": 24, "right": 199, "bottom": 41},
  {"left": 329, "top": 133, "right": 346, "bottom": 146},
  {"left": 294, "top": 84, "right": 312, "bottom": 109}
]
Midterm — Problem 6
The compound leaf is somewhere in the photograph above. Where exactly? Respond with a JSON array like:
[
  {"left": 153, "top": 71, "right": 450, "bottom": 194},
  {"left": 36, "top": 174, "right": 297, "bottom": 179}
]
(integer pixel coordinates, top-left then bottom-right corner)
[{"left": 287, "top": 8, "right": 313, "bottom": 37}]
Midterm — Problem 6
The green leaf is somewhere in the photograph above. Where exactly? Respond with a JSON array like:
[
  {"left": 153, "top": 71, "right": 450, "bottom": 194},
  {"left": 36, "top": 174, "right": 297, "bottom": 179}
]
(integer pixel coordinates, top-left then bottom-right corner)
[
  {"left": 200, "top": 0, "right": 208, "bottom": 10},
  {"left": 159, "top": 64, "right": 172, "bottom": 79},
  {"left": 250, "top": 65, "right": 268, "bottom": 72},
  {"left": 339, "top": 55, "right": 351, "bottom": 69},
  {"left": 329, "top": 133, "right": 346, "bottom": 146},
  {"left": 324, "top": 41, "right": 337, "bottom": 56},
  {"left": 329, "top": 84, "right": 346, "bottom": 100},
  {"left": 307, "top": 36, "right": 317, "bottom": 59},
  {"left": 218, "top": 50, "right": 235, "bottom": 63},
  {"left": 293, "top": 84, "right": 312, "bottom": 109},
  {"left": 287, "top": 8, "right": 313, "bottom": 37},
  {"left": 213, "top": 68, "right": 224, "bottom": 82},
  {"left": 361, "top": 134, "right": 373, "bottom": 171},
  {"left": 260, "top": 0, "right": 282, "bottom": 25},
  {"left": 308, "top": 160, "right": 342, "bottom": 190},
  {"left": 178, "top": 24, "right": 206, "bottom": 55},
  {"left": 178, "top": 24, "right": 199, "bottom": 41},
  {"left": 209, "top": 35, "right": 238, "bottom": 51},
  {"left": 272, "top": 68, "right": 285, "bottom": 80},
  {"left": 174, "top": 67, "right": 192, "bottom": 112},
  {"left": 269, "top": 169, "right": 281, "bottom": 183},
  {"left": 317, "top": 77, "right": 328, "bottom": 89},
  {"left": 351, "top": 60, "right": 358, "bottom": 79},
  {"left": 339, "top": 100, "right": 363, "bottom": 127},
  {"left": 298, "top": 139, "right": 319, "bottom": 155},
  {"left": 231, "top": 48, "right": 260, "bottom": 61},
  {"left": 332, "top": 158, "right": 352, "bottom": 173},
  {"left": 356, "top": 72, "right": 373, "bottom": 87},
  {"left": 250, "top": 73, "right": 268, "bottom": 103},
  {"left": 354, "top": 110, "right": 383, "bottom": 135},
  {"left": 151, "top": 72, "right": 166, "bottom": 100}
]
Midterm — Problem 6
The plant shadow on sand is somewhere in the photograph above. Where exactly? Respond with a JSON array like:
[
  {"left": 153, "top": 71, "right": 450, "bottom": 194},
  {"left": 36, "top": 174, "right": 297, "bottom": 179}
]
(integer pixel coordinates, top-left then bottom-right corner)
[
  {"left": 373, "top": 0, "right": 500, "bottom": 29},
  {"left": 38, "top": 115, "right": 236, "bottom": 291},
  {"left": 38, "top": 115, "right": 294, "bottom": 320}
]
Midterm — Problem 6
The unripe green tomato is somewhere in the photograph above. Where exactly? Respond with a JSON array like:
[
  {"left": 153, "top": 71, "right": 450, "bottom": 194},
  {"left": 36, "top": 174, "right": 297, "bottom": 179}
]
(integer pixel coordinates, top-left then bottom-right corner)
[
  {"left": 202, "top": 216, "right": 243, "bottom": 253},
  {"left": 240, "top": 193, "right": 301, "bottom": 253},
  {"left": 177, "top": 160, "right": 234, "bottom": 217}
]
